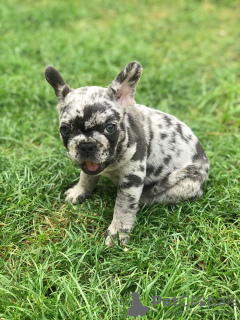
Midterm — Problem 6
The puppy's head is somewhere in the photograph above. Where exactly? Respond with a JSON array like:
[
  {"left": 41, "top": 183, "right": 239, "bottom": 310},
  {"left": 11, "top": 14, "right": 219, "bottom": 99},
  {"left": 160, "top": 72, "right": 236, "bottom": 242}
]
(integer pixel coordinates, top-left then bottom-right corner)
[{"left": 45, "top": 62, "right": 142, "bottom": 175}]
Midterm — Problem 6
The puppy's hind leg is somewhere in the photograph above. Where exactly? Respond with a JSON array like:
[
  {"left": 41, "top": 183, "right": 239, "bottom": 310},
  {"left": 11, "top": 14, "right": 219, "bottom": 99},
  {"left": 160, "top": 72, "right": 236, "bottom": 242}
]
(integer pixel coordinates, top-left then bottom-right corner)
[
  {"left": 153, "top": 177, "right": 205, "bottom": 204},
  {"left": 141, "top": 164, "right": 208, "bottom": 205}
]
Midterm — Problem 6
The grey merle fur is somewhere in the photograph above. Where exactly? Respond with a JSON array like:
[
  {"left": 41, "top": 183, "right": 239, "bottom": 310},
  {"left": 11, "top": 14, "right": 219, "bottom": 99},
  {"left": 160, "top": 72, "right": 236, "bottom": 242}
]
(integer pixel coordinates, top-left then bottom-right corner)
[{"left": 45, "top": 61, "right": 209, "bottom": 246}]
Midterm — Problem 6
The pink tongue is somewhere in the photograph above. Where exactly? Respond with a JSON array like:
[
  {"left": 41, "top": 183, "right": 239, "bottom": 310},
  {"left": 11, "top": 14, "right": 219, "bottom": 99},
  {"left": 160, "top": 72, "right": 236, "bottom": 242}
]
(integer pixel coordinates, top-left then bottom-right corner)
[{"left": 85, "top": 160, "right": 100, "bottom": 172}]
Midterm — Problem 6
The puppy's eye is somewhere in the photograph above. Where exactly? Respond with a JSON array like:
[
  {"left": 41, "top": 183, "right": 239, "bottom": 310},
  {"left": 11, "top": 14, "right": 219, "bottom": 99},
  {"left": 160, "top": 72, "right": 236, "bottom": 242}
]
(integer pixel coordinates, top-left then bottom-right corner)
[
  {"left": 105, "top": 124, "right": 116, "bottom": 134},
  {"left": 60, "top": 126, "right": 71, "bottom": 136}
]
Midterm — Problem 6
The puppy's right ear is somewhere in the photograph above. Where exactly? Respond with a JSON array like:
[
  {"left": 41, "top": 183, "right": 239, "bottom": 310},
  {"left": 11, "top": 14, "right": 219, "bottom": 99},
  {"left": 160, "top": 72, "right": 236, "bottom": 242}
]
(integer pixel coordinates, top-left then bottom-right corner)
[{"left": 45, "top": 66, "right": 71, "bottom": 99}]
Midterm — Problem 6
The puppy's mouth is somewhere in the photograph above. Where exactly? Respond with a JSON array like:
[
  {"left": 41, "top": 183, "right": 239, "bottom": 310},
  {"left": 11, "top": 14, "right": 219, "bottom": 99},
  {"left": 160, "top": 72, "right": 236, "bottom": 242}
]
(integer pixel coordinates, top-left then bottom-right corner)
[{"left": 81, "top": 160, "right": 106, "bottom": 175}]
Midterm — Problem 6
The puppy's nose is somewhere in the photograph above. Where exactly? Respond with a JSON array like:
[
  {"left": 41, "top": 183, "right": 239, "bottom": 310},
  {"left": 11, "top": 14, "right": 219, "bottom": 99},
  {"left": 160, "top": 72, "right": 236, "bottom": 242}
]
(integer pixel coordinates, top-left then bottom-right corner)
[{"left": 79, "top": 142, "right": 96, "bottom": 155}]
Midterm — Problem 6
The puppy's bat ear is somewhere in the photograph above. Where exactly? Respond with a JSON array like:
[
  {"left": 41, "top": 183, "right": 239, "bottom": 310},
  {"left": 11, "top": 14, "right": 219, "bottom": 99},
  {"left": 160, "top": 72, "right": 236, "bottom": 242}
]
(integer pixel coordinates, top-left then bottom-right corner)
[
  {"left": 45, "top": 66, "right": 71, "bottom": 99},
  {"left": 107, "top": 61, "right": 142, "bottom": 107}
]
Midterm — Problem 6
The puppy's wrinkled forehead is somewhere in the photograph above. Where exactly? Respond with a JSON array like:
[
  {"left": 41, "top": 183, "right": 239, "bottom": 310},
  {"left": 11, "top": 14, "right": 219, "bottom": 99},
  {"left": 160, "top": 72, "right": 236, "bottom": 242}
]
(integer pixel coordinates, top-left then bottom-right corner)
[{"left": 59, "top": 86, "right": 123, "bottom": 127}]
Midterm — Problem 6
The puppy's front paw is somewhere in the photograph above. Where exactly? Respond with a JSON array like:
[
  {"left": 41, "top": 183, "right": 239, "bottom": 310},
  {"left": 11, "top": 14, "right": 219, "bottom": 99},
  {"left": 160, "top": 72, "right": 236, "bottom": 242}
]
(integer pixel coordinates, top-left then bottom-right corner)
[
  {"left": 64, "top": 185, "right": 91, "bottom": 204},
  {"left": 104, "top": 229, "right": 130, "bottom": 247}
]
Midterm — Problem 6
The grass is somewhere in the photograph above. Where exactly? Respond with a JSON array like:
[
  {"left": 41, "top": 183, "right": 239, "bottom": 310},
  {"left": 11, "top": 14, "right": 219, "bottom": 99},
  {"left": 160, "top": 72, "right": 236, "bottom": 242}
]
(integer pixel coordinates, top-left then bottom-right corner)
[{"left": 0, "top": 0, "right": 240, "bottom": 319}]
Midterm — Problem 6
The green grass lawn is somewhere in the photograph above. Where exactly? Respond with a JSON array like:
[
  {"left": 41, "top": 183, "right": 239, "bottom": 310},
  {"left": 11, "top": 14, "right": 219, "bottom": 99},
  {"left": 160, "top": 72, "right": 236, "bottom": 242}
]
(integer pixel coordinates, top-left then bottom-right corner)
[{"left": 1, "top": 0, "right": 240, "bottom": 319}]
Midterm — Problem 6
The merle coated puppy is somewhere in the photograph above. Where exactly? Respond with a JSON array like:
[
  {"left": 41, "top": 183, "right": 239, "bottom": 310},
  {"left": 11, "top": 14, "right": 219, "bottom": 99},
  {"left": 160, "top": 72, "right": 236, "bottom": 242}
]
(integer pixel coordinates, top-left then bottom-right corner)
[{"left": 45, "top": 61, "right": 209, "bottom": 246}]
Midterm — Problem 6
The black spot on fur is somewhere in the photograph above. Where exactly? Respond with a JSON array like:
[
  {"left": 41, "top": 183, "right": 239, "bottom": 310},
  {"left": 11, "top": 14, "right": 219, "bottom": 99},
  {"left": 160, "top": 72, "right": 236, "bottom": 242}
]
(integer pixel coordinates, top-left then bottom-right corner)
[
  {"left": 192, "top": 141, "right": 206, "bottom": 162},
  {"left": 155, "top": 165, "right": 163, "bottom": 176},
  {"left": 129, "top": 203, "right": 138, "bottom": 210},
  {"left": 116, "top": 143, "right": 123, "bottom": 157},
  {"left": 176, "top": 123, "right": 188, "bottom": 143},
  {"left": 83, "top": 103, "right": 107, "bottom": 121},
  {"left": 147, "top": 117, "right": 154, "bottom": 157},
  {"left": 131, "top": 140, "right": 146, "bottom": 162},
  {"left": 159, "top": 173, "right": 171, "bottom": 188},
  {"left": 164, "top": 155, "right": 172, "bottom": 165},
  {"left": 119, "top": 228, "right": 130, "bottom": 234},
  {"left": 164, "top": 116, "right": 173, "bottom": 126},
  {"left": 158, "top": 143, "right": 165, "bottom": 155},
  {"left": 119, "top": 121, "right": 125, "bottom": 131},
  {"left": 146, "top": 164, "right": 155, "bottom": 176},
  {"left": 170, "top": 132, "right": 176, "bottom": 144},
  {"left": 184, "top": 164, "right": 203, "bottom": 181},
  {"left": 71, "top": 116, "right": 85, "bottom": 132},
  {"left": 185, "top": 165, "right": 199, "bottom": 176},
  {"left": 127, "top": 113, "right": 147, "bottom": 161},
  {"left": 121, "top": 174, "right": 142, "bottom": 189},
  {"left": 161, "top": 133, "right": 167, "bottom": 140}
]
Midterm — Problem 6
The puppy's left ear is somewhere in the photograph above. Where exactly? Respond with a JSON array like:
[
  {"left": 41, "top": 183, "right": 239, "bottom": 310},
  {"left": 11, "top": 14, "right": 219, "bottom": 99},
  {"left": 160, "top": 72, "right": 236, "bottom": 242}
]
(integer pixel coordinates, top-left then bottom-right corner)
[
  {"left": 107, "top": 61, "right": 142, "bottom": 107},
  {"left": 45, "top": 66, "right": 71, "bottom": 100}
]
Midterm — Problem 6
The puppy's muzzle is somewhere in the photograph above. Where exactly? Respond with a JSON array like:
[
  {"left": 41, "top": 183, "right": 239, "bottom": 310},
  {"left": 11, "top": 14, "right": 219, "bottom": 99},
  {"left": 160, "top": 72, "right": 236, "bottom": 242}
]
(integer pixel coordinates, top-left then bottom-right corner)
[
  {"left": 78, "top": 142, "right": 96, "bottom": 157},
  {"left": 78, "top": 142, "right": 107, "bottom": 175}
]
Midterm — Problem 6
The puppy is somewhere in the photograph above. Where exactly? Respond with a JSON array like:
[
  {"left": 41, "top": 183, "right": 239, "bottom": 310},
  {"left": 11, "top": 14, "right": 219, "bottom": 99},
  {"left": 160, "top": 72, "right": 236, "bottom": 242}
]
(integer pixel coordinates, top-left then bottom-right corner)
[{"left": 45, "top": 61, "right": 209, "bottom": 246}]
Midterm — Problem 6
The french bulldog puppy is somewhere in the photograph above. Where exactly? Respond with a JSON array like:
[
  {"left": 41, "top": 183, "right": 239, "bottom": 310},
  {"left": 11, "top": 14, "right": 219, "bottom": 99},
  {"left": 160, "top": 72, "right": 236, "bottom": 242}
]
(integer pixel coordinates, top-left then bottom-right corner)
[{"left": 45, "top": 61, "right": 209, "bottom": 246}]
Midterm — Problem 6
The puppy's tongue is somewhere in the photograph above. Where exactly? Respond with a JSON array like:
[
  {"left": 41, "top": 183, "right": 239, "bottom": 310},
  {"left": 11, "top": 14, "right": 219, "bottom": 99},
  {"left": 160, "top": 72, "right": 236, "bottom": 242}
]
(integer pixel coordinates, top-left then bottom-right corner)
[{"left": 85, "top": 160, "right": 100, "bottom": 172}]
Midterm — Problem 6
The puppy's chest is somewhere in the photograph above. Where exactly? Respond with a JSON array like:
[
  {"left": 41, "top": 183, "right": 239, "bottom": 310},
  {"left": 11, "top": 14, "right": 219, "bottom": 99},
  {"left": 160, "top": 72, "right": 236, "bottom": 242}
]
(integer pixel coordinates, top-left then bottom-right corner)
[{"left": 101, "top": 170, "right": 121, "bottom": 185}]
